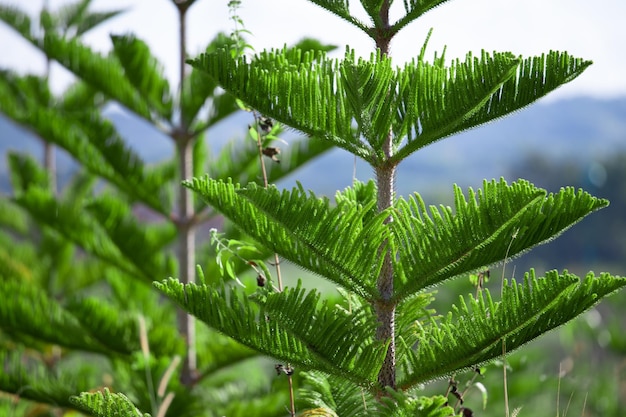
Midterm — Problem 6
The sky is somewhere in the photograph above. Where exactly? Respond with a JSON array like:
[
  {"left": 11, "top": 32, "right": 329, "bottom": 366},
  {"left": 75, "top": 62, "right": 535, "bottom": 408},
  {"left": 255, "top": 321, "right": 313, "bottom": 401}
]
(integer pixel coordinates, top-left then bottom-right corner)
[{"left": 0, "top": 0, "right": 625, "bottom": 101}]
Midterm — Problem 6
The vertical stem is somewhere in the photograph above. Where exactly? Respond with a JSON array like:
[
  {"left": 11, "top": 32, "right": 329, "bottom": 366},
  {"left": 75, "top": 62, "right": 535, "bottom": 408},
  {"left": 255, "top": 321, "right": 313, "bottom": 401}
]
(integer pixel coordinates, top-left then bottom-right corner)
[
  {"left": 42, "top": 0, "right": 56, "bottom": 194},
  {"left": 174, "top": 1, "right": 196, "bottom": 385},
  {"left": 178, "top": 4, "right": 187, "bottom": 95},
  {"left": 288, "top": 374, "right": 296, "bottom": 417},
  {"left": 253, "top": 111, "right": 285, "bottom": 291},
  {"left": 177, "top": 137, "right": 196, "bottom": 385},
  {"left": 374, "top": 162, "right": 397, "bottom": 390},
  {"left": 375, "top": 0, "right": 392, "bottom": 55},
  {"left": 373, "top": 0, "right": 397, "bottom": 391},
  {"left": 43, "top": 56, "right": 56, "bottom": 194}
]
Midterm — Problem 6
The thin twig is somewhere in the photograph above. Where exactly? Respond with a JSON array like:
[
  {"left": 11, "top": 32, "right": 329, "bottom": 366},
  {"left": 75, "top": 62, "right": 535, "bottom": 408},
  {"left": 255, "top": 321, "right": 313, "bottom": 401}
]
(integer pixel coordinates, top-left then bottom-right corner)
[
  {"left": 252, "top": 111, "right": 293, "bottom": 414},
  {"left": 252, "top": 111, "right": 284, "bottom": 291},
  {"left": 501, "top": 229, "right": 518, "bottom": 417},
  {"left": 288, "top": 374, "right": 296, "bottom": 417},
  {"left": 138, "top": 315, "right": 158, "bottom": 415},
  {"left": 503, "top": 338, "right": 509, "bottom": 417}
]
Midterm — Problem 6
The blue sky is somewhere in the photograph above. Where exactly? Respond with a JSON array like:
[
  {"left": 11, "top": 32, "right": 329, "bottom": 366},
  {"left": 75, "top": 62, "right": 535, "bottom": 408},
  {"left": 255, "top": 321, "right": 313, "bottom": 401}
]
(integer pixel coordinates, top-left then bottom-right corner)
[{"left": 1, "top": 0, "right": 624, "bottom": 101}]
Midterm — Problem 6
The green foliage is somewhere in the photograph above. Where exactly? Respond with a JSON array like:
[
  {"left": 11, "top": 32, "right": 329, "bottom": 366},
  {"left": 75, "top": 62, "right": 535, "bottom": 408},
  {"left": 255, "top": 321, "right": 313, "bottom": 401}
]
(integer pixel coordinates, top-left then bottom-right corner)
[
  {"left": 189, "top": 47, "right": 590, "bottom": 165},
  {"left": 1, "top": 0, "right": 624, "bottom": 416},
  {"left": 391, "top": 179, "right": 608, "bottom": 299},
  {"left": 0, "top": 349, "right": 101, "bottom": 409},
  {"left": 399, "top": 270, "right": 626, "bottom": 388},
  {"left": 185, "top": 178, "right": 388, "bottom": 297},
  {"left": 0, "top": 0, "right": 336, "bottom": 416},
  {"left": 158, "top": 0, "right": 624, "bottom": 414},
  {"left": 155, "top": 279, "right": 387, "bottom": 385},
  {"left": 111, "top": 34, "right": 173, "bottom": 119},
  {"left": 71, "top": 388, "right": 150, "bottom": 417}
]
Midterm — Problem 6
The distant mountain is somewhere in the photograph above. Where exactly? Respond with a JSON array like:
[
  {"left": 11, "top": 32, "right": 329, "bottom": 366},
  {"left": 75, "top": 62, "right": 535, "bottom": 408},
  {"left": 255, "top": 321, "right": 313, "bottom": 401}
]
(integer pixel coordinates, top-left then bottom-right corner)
[{"left": 2, "top": 96, "right": 626, "bottom": 198}]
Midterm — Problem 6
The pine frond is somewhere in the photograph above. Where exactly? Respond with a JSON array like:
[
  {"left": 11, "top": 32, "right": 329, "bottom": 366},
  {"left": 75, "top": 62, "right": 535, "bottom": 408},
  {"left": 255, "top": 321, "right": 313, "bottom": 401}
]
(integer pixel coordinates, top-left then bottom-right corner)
[
  {"left": 41, "top": 32, "right": 152, "bottom": 120},
  {"left": 398, "top": 270, "right": 626, "bottom": 388},
  {"left": 0, "top": 198, "right": 28, "bottom": 234},
  {"left": 392, "top": 50, "right": 591, "bottom": 162},
  {"left": 392, "top": 1, "right": 452, "bottom": 34},
  {"left": 75, "top": 10, "right": 127, "bottom": 37},
  {"left": 7, "top": 152, "right": 50, "bottom": 194},
  {"left": 306, "top": 1, "right": 369, "bottom": 33},
  {"left": 340, "top": 50, "right": 396, "bottom": 156},
  {"left": 185, "top": 177, "right": 388, "bottom": 297},
  {"left": 191, "top": 47, "right": 589, "bottom": 167},
  {"left": 85, "top": 193, "right": 177, "bottom": 280},
  {"left": 155, "top": 279, "right": 385, "bottom": 385},
  {"left": 70, "top": 388, "right": 149, "bottom": 417},
  {"left": 379, "top": 390, "right": 453, "bottom": 417},
  {"left": 392, "top": 179, "right": 608, "bottom": 300},
  {"left": 67, "top": 115, "right": 169, "bottom": 214},
  {"left": 298, "top": 371, "right": 374, "bottom": 417},
  {"left": 55, "top": 0, "right": 125, "bottom": 36},
  {"left": 391, "top": 50, "right": 520, "bottom": 160},
  {"left": 103, "top": 270, "right": 185, "bottom": 355},
  {"left": 111, "top": 34, "right": 173, "bottom": 120},
  {"left": 63, "top": 298, "right": 150, "bottom": 356},
  {"left": 0, "top": 70, "right": 52, "bottom": 107},
  {"left": 0, "top": 280, "right": 109, "bottom": 353},
  {"left": 395, "top": 292, "right": 435, "bottom": 361},
  {"left": 53, "top": 0, "right": 90, "bottom": 32},
  {"left": 260, "top": 283, "right": 386, "bottom": 383},
  {"left": 0, "top": 72, "right": 168, "bottom": 214},
  {"left": 189, "top": 47, "right": 372, "bottom": 161},
  {"left": 60, "top": 80, "right": 106, "bottom": 112},
  {"left": 0, "top": 349, "right": 99, "bottom": 410},
  {"left": 235, "top": 182, "right": 384, "bottom": 296},
  {"left": 60, "top": 169, "right": 97, "bottom": 200},
  {"left": 334, "top": 179, "right": 379, "bottom": 209},
  {"left": 0, "top": 4, "right": 34, "bottom": 41},
  {"left": 181, "top": 33, "right": 237, "bottom": 129},
  {"left": 13, "top": 187, "right": 142, "bottom": 280},
  {"left": 0, "top": 240, "right": 37, "bottom": 281}
]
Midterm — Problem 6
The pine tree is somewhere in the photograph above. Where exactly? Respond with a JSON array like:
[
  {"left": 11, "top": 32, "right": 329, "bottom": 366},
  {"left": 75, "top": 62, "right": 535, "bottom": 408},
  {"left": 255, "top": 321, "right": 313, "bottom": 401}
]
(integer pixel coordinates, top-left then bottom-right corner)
[
  {"left": 152, "top": 1, "right": 623, "bottom": 416},
  {"left": 0, "top": 0, "right": 333, "bottom": 416}
]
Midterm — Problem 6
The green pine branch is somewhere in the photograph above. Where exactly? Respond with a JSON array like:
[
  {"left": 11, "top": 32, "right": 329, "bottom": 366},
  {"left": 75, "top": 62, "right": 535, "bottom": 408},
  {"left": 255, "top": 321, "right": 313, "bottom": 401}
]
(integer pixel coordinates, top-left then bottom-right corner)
[
  {"left": 13, "top": 187, "right": 148, "bottom": 281},
  {"left": 306, "top": 1, "right": 370, "bottom": 34},
  {"left": 398, "top": 270, "right": 626, "bottom": 388},
  {"left": 0, "top": 349, "right": 99, "bottom": 410},
  {"left": 70, "top": 388, "right": 150, "bottom": 417},
  {"left": 0, "top": 71, "right": 169, "bottom": 214},
  {"left": 0, "top": 281, "right": 109, "bottom": 353},
  {"left": 111, "top": 34, "right": 173, "bottom": 120},
  {"left": 155, "top": 279, "right": 387, "bottom": 386},
  {"left": 184, "top": 178, "right": 389, "bottom": 298},
  {"left": 392, "top": 178, "right": 608, "bottom": 300},
  {"left": 0, "top": 5, "right": 34, "bottom": 41},
  {"left": 41, "top": 32, "right": 153, "bottom": 120},
  {"left": 189, "top": 47, "right": 589, "bottom": 166}
]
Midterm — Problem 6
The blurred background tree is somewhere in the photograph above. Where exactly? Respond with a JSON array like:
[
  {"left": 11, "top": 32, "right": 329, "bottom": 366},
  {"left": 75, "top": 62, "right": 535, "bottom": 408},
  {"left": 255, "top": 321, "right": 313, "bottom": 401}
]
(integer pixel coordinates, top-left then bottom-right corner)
[{"left": 0, "top": 0, "right": 334, "bottom": 415}]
